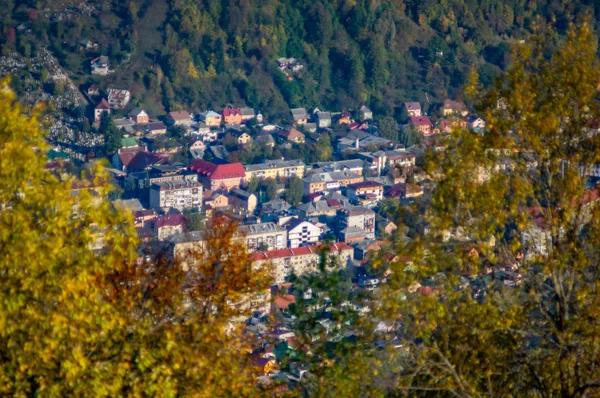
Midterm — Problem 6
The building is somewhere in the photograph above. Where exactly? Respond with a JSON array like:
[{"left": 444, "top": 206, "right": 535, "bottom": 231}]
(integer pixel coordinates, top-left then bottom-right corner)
[
  {"left": 223, "top": 107, "right": 243, "bottom": 124},
  {"left": 128, "top": 108, "right": 149, "bottom": 124},
  {"left": 236, "top": 131, "right": 253, "bottom": 146},
  {"left": 91, "top": 55, "right": 109, "bottom": 75},
  {"left": 467, "top": 116, "right": 486, "bottom": 132},
  {"left": 146, "top": 121, "right": 167, "bottom": 135},
  {"left": 155, "top": 214, "right": 187, "bottom": 241},
  {"left": 284, "top": 218, "right": 321, "bottom": 248},
  {"left": 386, "top": 150, "right": 416, "bottom": 169},
  {"left": 339, "top": 207, "right": 376, "bottom": 241},
  {"left": 302, "top": 171, "right": 363, "bottom": 195},
  {"left": 229, "top": 188, "right": 258, "bottom": 213},
  {"left": 346, "top": 180, "right": 384, "bottom": 201},
  {"left": 359, "top": 105, "right": 373, "bottom": 120},
  {"left": 167, "top": 231, "right": 206, "bottom": 271},
  {"left": 241, "top": 108, "right": 255, "bottom": 121},
  {"left": 112, "top": 146, "right": 165, "bottom": 172},
  {"left": 442, "top": 99, "right": 468, "bottom": 116},
  {"left": 245, "top": 159, "right": 305, "bottom": 180},
  {"left": 410, "top": 116, "right": 433, "bottom": 136},
  {"left": 107, "top": 89, "right": 131, "bottom": 109},
  {"left": 404, "top": 102, "right": 422, "bottom": 117},
  {"left": 167, "top": 111, "right": 192, "bottom": 126},
  {"left": 250, "top": 243, "right": 354, "bottom": 284},
  {"left": 94, "top": 98, "right": 110, "bottom": 122},
  {"left": 311, "top": 159, "right": 365, "bottom": 175},
  {"left": 315, "top": 112, "right": 332, "bottom": 128},
  {"left": 149, "top": 179, "right": 203, "bottom": 211},
  {"left": 199, "top": 110, "right": 222, "bottom": 127},
  {"left": 189, "top": 159, "right": 246, "bottom": 191},
  {"left": 385, "top": 182, "right": 424, "bottom": 199},
  {"left": 276, "top": 127, "right": 305, "bottom": 144},
  {"left": 87, "top": 83, "right": 99, "bottom": 97},
  {"left": 238, "top": 222, "right": 287, "bottom": 252},
  {"left": 291, "top": 108, "right": 308, "bottom": 125}
]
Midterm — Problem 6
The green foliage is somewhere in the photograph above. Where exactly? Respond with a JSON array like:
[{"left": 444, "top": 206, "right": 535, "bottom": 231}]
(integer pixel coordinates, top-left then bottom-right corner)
[
  {"left": 285, "top": 175, "right": 304, "bottom": 205},
  {"left": 99, "top": 113, "right": 122, "bottom": 155}
]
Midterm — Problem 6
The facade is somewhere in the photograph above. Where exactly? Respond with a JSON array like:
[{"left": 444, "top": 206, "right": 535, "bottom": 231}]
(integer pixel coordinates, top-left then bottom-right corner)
[
  {"left": 229, "top": 188, "right": 258, "bottom": 213},
  {"left": 128, "top": 108, "right": 149, "bottom": 124},
  {"left": 236, "top": 132, "right": 253, "bottom": 145},
  {"left": 94, "top": 98, "right": 111, "bottom": 122},
  {"left": 155, "top": 214, "right": 187, "bottom": 241},
  {"left": 199, "top": 110, "right": 222, "bottom": 127},
  {"left": 291, "top": 108, "right": 308, "bottom": 125},
  {"left": 346, "top": 180, "right": 384, "bottom": 201},
  {"left": 250, "top": 243, "right": 354, "bottom": 284},
  {"left": 410, "top": 116, "right": 433, "bottom": 136},
  {"left": 238, "top": 222, "right": 288, "bottom": 252},
  {"left": 189, "top": 159, "right": 246, "bottom": 191},
  {"left": 302, "top": 171, "right": 364, "bottom": 195},
  {"left": 285, "top": 218, "right": 321, "bottom": 248},
  {"left": 404, "top": 102, "right": 422, "bottom": 117},
  {"left": 223, "top": 108, "right": 243, "bottom": 124},
  {"left": 245, "top": 159, "right": 305, "bottom": 180},
  {"left": 149, "top": 179, "right": 203, "bottom": 211},
  {"left": 167, "top": 111, "right": 192, "bottom": 126},
  {"left": 107, "top": 89, "right": 131, "bottom": 109}
]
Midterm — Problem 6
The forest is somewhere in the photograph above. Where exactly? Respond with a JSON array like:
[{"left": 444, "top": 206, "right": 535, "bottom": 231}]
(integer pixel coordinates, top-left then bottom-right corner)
[{"left": 1, "top": 0, "right": 599, "bottom": 120}]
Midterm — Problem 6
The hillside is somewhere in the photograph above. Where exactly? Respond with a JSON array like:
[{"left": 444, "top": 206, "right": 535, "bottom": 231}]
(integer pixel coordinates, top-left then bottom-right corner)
[{"left": 1, "top": 0, "right": 598, "bottom": 120}]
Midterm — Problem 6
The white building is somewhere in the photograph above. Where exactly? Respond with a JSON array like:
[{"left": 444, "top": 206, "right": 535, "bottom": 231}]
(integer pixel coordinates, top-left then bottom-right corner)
[
  {"left": 107, "top": 89, "right": 131, "bottom": 109},
  {"left": 149, "top": 180, "right": 203, "bottom": 211},
  {"left": 238, "top": 222, "right": 288, "bottom": 252},
  {"left": 285, "top": 218, "right": 322, "bottom": 248}
]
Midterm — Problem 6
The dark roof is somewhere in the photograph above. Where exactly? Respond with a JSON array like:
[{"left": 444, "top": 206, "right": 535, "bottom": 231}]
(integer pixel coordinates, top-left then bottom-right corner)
[
  {"left": 120, "top": 150, "right": 163, "bottom": 170},
  {"left": 96, "top": 98, "right": 110, "bottom": 110},
  {"left": 155, "top": 214, "right": 187, "bottom": 229}
]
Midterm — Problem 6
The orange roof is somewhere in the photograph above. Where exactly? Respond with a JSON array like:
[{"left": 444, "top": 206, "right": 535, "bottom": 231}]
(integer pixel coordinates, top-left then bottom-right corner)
[{"left": 274, "top": 295, "right": 296, "bottom": 310}]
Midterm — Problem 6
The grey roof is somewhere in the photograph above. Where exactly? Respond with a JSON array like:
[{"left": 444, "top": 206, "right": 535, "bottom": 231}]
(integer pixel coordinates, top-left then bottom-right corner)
[
  {"left": 260, "top": 199, "right": 291, "bottom": 213},
  {"left": 359, "top": 105, "right": 372, "bottom": 113},
  {"left": 316, "top": 112, "right": 332, "bottom": 120},
  {"left": 200, "top": 110, "right": 221, "bottom": 118},
  {"left": 112, "top": 198, "right": 144, "bottom": 212},
  {"left": 241, "top": 108, "right": 255, "bottom": 116},
  {"left": 152, "top": 179, "right": 202, "bottom": 191},
  {"left": 245, "top": 159, "right": 305, "bottom": 172},
  {"left": 167, "top": 231, "right": 204, "bottom": 244},
  {"left": 313, "top": 159, "right": 363, "bottom": 172},
  {"left": 291, "top": 108, "right": 308, "bottom": 119},
  {"left": 209, "top": 145, "right": 229, "bottom": 160},
  {"left": 297, "top": 200, "right": 331, "bottom": 214},
  {"left": 239, "top": 222, "right": 286, "bottom": 235},
  {"left": 229, "top": 188, "right": 254, "bottom": 200}
]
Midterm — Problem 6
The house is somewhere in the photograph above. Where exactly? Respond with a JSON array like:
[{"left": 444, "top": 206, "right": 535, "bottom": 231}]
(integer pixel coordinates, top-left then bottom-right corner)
[
  {"left": 229, "top": 188, "right": 258, "bottom": 213},
  {"left": 222, "top": 107, "right": 243, "bottom": 124},
  {"left": 112, "top": 146, "right": 165, "bottom": 172},
  {"left": 439, "top": 118, "right": 467, "bottom": 134},
  {"left": 189, "top": 159, "right": 246, "bottom": 191},
  {"left": 315, "top": 112, "right": 332, "bottom": 128},
  {"left": 255, "top": 132, "right": 275, "bottom": 148},
  {"left": 284, "top": 218, "right": 321, "bottom": 248},
  {"left": 304, "top": 123, "right": 317, "bottom": 133},
  {"left": 236, "top": 131, "right": 253, "bottom": 146},
  {"left": 251, "top": 243, "right": 353, "bottom": 283},
  {"left": 198, "top": 110, "right": 222, "bottom": 127},
  {"left": 404, "top": 102, "right": 422, "bottom": 117},
  {"left": 238, "top": 222, "right": 288, "bottom": 252},
  {"left": 94, "top": 99, "right": 111, "bottom": 122},
  {"left": 155, "top": 214, "right": 187, "bottom": 241},
  {"left": 337, "top": 111, "right": 352, "bottom": 125},
  {"left": 107, "top": 89, "right": 131, "bottom": 109},
  {"left": 87, "top": 83, "right": 99, "bottom": 97},
  {"left": 311, "top": 159, "right": 365, "bottom": 175},
  {"left": 276, "top": 127, "right": 305, "bottom": 144},
  {"left": 203, "top": 190, "right": 229, "bottom": 210},
  {"left": 244, "top": 159, "right": 305, "bottom": 180},
  {"left": 467, "top": 116, "right": 486, "bottom": 132},
  {"left": 385, "top": 182, "right": 423, "bottom": 199},
  {"left": 442, "top": 99, "right": 468, "bottom": 117},
  {"left": 167, "top": 111, "right": 192, "bottom": 126},
  {"left": 91, "top": 55, "right": 110, "bottom": 75},
  {"left": 338, "top": 206, "right": 376, "bottom": 241},
  {"left": 379, "top": 219, "right": 397, "bottom": 235},
  {"left": 346, "top": 180, "right": 384, "bottom": 201},
  {"left": 359, "top": 105, "right": 373, "bottom": 120},
  {"left": 146, "top": 121, "right": 167, "bottom": 135},
  {"left": 410, "top": 116, "right": 433, "bottom": 136},
  {"left": 128, "top": 108, "right": 149, "bottom": 125},
  {"left": 291, "top": 108, "right": 308, "bottom": 125},
  {"left": 149, "top": 180, "right": 203, "bottom": 211},
  {"left": 241, "top": 108, "right": 255, "bottom": 121},
  {"left": 302, "top": 171, "right": 363, "bottom": 195}
]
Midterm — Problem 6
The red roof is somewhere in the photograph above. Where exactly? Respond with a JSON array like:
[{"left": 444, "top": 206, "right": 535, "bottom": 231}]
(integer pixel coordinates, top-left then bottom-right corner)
[
  {"left": 189, "top": 159, "right": 246, "bottom": 180},
  {"left": 96, "top": 98, "right": 110, "bottom": 110},
  {"left": 274, "top": 295, "right": 296, "bottom": 310},
  {"left": 410, "top": 116, "right": 432, "bottom": 126},
  {"left": 250, "top": 242, "right": 353, "bottom": 262},
  {"left": 348, "top": 180, "right": 384, "bottom": 190},
  {"left": 119, "top": 149, "right": 163, "bottom": 170},
  {"left": 222, "top": 108, "right": 242, "bottom": 117},
  {"left": 155, "top": 214, "right": 187, "bottom": 229}
]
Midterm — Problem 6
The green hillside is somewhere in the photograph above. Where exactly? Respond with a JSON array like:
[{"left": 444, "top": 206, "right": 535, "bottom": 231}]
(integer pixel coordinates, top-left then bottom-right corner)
[{"left": 1, "top": 0, "right": 598, "bottom": 119}]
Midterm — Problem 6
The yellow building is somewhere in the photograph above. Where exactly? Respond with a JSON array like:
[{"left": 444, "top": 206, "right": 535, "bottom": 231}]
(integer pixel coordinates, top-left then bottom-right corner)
[{"left": 244, "top": 159, "right": 305, "bottom": 180}]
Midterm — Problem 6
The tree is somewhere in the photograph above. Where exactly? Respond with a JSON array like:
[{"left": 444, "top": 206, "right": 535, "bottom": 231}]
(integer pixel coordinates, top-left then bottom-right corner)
[
  {"left": 0, "top": 82, "right": 272, "bottom": 395},
  {"left": 247, "top": 175, "right": 259, "bottom": 193},
  {"left": 266, "top": 178, "right": 278, "bottom": 201},
  {"left": 285, "top": 175, "right": 304, "bottom": 205},
  {"left": 326, "top": 23, "right": 600, "bottom": 397},
  {"left": 99, "top": 113, "right": 122, "bottom": 154},
  {"left": 378, "top": 116, "right": 399, "bottom": 142}
]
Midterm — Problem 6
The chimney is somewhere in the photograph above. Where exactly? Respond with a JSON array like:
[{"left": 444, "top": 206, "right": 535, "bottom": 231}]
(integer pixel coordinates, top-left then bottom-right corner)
[{"left": 355, "top": 138, "right": 360, "bottom": 149}]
